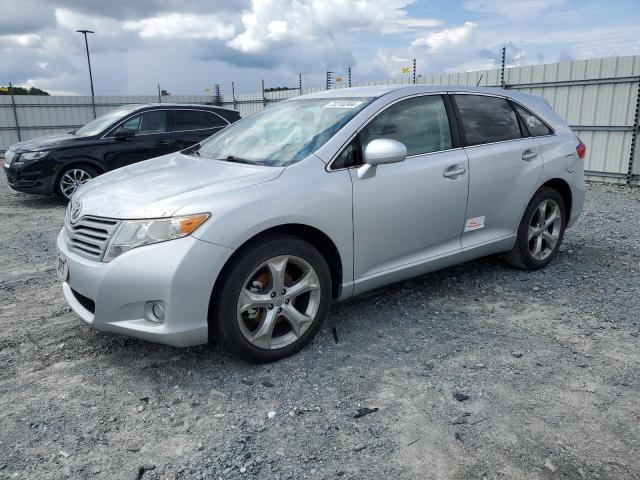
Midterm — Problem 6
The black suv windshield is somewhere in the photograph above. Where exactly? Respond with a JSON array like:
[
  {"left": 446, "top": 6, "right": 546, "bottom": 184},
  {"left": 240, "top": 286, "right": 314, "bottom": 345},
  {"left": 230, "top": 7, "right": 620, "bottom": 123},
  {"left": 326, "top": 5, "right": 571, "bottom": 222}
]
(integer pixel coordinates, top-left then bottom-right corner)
[
  {"left": 75, "top": 105, "right": 140, "bottom": 137},
  {"left": 196, "top": 97, "right": 373, "bottom": 166}
]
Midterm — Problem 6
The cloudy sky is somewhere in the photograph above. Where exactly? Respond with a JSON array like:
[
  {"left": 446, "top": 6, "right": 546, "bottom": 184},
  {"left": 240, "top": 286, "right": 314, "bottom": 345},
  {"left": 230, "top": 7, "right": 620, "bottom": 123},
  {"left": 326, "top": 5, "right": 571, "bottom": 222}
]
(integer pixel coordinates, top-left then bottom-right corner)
[{"left": 1, "top": 0, "right": 639, "bottom": 96}]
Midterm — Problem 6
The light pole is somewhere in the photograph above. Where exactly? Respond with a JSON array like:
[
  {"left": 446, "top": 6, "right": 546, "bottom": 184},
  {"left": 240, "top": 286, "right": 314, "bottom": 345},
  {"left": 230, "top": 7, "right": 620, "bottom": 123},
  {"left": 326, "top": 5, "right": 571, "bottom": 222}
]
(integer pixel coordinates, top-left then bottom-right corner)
[{"left": 76, "top": 29, "right": 96, "bottom": 118}]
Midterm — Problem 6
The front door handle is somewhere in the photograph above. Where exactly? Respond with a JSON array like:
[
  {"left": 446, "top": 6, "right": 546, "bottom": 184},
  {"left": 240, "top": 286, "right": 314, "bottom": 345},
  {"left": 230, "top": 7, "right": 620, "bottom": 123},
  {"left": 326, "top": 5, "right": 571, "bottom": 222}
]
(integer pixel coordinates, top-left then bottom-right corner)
[
  {"left": 522, "top": 149, "right": 538, "bottom": 161},
  {"left": 443, "top": 165, "right": 466, "bottom": 179},
  {"left": 155, "top": 140, "right": 170, "bottom": 146}
]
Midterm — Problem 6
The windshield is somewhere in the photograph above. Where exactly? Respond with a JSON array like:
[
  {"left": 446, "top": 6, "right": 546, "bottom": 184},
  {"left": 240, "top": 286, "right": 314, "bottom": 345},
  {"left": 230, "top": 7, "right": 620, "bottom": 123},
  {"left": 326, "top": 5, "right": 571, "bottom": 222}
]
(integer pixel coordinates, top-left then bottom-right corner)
[
  {"left": 75, "top": 105, "right": 140, "bottom": 137},
  {"left": 195, "top": 97, "right": 373, "bottom": 166}
]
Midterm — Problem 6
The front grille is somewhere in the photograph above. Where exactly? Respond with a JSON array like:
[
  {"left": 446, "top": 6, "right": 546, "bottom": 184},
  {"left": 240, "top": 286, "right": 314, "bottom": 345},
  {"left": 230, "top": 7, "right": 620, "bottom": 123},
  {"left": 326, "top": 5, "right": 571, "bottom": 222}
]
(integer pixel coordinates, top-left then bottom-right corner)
[
  {"left": 65, "top": 216, "right": 120, "bottom": 261},
  {"left": 71, "top": 288, "right": 95, "bottom": 313}
]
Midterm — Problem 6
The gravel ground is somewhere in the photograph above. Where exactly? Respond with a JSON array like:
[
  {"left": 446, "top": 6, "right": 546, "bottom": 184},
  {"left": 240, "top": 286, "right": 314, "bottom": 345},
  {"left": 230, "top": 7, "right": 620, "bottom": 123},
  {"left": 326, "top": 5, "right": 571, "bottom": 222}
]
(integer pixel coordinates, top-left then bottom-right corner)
[{"left": 0, "top": 179, "right": 639, "bottom": 480}]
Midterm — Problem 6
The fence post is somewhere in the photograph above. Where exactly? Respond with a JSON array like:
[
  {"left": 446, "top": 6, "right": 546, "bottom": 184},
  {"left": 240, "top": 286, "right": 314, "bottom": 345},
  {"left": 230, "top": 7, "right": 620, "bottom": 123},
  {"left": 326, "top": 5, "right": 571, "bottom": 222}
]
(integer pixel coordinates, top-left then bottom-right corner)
[
  {"left": 348, "top": 67, "right": 352, "bottom": 87},
  {"left": 627, "top": 79, "right": 640, "bottom": 183},
  {"left": 298, "top": 74, "right": 302, "bottom": 96},
  {"left": 157, "top": 84, "right": 161, "bottom": 103},
  {"left": 231, "top": 82, "right": 237, "bottom": 110},
  {"left": 412, "top": 59, "right": 416, "bottom": 84},
  {"left": 8, "top": 82, "right": 21, "bottom": 142},
  {"left": 261, "top": 80, "right": 266, "bottom": 107},
  {"left": 214, "top": 84, "right": 222, "bottom": 106},
  {"left": 326, "top": 71, "right": 333, "bottom": 90},
  {"left": 500, "top": 46, "right": 506, "bottom": 88}
]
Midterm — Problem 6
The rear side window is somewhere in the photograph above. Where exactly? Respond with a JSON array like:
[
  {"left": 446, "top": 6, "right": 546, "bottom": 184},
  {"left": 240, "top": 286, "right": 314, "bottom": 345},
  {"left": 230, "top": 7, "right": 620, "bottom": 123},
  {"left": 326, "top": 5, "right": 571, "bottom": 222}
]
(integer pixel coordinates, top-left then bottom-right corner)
[
  {"left": 359, "top": 95, "right": 452, "bottom": 156},
  {"left": 454, "top": 95, "right": 521, "bottom": 146},
  {"left": 173, "top": 110, "right": 220, "bottom": 131},
  {"left": 513, "top": 104, "right": 553, "bottom": 136}
]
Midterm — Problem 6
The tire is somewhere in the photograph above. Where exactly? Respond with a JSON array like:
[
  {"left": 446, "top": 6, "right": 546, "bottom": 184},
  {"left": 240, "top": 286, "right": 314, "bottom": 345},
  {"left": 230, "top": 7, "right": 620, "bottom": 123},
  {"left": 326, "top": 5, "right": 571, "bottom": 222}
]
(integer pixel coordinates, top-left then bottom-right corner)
[
  {"left": 56, "top": 165, "right": 99, "bottom": 200},
  {"left": 503, "top": 187, "right": 566, "bottom": 270},
  {"left": 211, "top": 234, "right": 332, "bottom": 363}
]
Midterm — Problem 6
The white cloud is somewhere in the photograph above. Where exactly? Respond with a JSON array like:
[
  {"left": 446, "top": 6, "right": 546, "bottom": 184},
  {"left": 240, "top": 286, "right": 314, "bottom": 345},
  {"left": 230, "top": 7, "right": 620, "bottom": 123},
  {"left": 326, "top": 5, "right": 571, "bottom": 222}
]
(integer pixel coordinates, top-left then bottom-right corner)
[
  {"left": 1, "top": 34, "right": 43, "bottom": 47},
  {"left": 411, "top": 21, "right": 477, "bottom": 50},
  {"left": 123, "top": 13, "right": 236, "bottom": 40},
  {"left": 228, "top": 0, "right": 425, "bottom": 54}
]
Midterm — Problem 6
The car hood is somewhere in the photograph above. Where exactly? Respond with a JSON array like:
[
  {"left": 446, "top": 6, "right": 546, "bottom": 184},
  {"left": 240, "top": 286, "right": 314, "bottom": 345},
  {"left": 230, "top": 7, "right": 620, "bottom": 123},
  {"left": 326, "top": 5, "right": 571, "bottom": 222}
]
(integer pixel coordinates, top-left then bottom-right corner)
[
  {"left": 73, "top": 152, "right": 285, "bottom": 218},
  {"left": 10, "top": 133, "right": 85, "bottom": 152}
]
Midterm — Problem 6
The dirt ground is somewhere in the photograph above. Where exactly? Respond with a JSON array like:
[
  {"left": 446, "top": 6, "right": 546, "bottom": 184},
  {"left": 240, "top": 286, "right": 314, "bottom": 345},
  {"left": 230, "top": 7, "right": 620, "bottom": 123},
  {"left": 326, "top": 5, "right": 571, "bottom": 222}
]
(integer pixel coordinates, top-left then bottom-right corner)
[{"left": 0, "top": 179, "right": 639, "bottom": 480}]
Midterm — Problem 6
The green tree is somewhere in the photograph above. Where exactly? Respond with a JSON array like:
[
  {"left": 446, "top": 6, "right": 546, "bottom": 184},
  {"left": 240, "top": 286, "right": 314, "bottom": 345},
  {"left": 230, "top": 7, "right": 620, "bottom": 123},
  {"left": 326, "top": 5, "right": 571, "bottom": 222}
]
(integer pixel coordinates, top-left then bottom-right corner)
[{"left": 0, "top": 86, "right": 50, "bottom": 95}]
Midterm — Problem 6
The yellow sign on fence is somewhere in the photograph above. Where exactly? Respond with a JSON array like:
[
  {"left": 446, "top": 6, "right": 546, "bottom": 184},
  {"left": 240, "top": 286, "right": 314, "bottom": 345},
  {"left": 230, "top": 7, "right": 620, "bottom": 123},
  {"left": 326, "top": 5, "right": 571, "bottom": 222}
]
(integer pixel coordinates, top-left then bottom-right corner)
[
  {"left": 335, "top": 76, "right": 343, "bottom": 83},
  {"left": 401, "top": 67, "right": 410, "bottom": 74},
  {"left": 0, "top": 86, "right": 9, "bottom": 93}
]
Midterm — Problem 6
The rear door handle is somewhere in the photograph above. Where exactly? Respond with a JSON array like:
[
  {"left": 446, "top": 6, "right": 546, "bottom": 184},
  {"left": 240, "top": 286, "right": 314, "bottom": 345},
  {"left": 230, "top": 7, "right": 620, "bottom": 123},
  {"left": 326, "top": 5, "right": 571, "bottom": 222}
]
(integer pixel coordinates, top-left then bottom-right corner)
[
  {"left": 443, "top": 165, "right": 466, "bottom": 179},
  {"left": 522, "top": 149, "right": 538, "bottom": 161}
]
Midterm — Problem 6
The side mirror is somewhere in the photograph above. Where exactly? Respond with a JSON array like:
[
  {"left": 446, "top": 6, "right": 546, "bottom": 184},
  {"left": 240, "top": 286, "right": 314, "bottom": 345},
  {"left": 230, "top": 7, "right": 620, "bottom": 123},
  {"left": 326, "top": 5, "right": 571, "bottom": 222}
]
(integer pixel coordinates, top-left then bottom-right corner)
[
  {"left": 114, "top": 128, "right": 136, "bottom": 140},
  {"left": 357, "top": 138, "right": 407, "bottom": 179}
]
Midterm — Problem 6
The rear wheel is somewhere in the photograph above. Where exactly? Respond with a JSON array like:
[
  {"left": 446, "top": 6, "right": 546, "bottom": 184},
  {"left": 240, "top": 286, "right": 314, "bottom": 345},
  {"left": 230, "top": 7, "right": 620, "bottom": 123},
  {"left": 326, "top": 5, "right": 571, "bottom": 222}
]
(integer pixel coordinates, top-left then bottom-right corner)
[
  {"left": 57, "top": 165, "right": 98, "bottom": 199},
  {"left": 503, "top": 187, "right": 566, "bottom": 270},
  {"left": 212, "top": 234, "right": 332, "bottom": 363}
]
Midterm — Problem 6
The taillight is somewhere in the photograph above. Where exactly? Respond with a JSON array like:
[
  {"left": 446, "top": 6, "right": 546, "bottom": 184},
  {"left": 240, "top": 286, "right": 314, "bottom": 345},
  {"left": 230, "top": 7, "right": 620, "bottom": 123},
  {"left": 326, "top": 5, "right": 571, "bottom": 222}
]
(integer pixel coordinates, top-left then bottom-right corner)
[{"left": 576, "top": 138, "right": 586, "bottom": 160}]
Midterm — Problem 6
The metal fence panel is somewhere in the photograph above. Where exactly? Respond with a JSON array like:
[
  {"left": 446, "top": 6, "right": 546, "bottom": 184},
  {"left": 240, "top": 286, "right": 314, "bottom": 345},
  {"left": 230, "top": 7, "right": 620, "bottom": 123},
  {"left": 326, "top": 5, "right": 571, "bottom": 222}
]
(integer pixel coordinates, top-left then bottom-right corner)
[{"left": 1, "top": 55, "right": 639, "bottom": 183}]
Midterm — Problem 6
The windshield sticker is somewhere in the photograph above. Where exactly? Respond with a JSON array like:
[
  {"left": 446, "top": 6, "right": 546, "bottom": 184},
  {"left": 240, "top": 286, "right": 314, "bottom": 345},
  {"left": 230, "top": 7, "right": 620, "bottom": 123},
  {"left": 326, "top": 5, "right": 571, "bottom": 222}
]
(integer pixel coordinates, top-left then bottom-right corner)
[{"left": 324, "top": 100, "right": 364, "bottom": 109}]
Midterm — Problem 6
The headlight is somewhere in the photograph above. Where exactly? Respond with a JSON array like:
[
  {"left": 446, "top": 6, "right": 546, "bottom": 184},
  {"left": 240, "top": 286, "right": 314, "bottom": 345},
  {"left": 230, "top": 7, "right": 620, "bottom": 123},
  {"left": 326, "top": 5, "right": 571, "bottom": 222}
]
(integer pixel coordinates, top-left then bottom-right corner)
[
  {"left": 18, "top": 151, "right": 49, "bottom": 162},
  {"left": 103, "top": 213, "right": 210, "bottom": 262}
]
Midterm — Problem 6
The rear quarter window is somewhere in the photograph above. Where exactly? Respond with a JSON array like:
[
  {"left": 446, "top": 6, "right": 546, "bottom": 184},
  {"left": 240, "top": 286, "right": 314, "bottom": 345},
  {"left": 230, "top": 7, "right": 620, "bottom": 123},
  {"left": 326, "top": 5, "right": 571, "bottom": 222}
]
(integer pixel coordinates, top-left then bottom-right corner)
[
  {"left": 453, "top": 94, "right": 522, "bottom": 146},
  {"left": 513, "top": 104, "right": 554, "bottom": 136},
  {"left": 173, "top": 110, "right": 216, "bottom": 131}
]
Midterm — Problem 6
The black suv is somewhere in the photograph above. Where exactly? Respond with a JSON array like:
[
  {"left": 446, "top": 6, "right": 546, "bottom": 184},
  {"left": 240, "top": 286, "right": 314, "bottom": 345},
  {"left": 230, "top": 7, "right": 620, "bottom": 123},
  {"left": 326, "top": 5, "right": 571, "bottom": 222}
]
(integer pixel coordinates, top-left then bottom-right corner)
[{"left": 3, "top": 104, "right": 240, "bottom": 198}]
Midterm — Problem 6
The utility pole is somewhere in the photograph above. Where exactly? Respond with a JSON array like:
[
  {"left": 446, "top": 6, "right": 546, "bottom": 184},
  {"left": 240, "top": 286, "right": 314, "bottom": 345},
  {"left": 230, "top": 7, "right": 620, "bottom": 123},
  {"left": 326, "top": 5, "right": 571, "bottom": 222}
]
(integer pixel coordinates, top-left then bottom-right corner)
[
  {"left": 298, "top": 74, "right": 302, "bottom": 96},
  {"left": 412, "top": 59, "right": 416, "bottom": 84},
  {"left": 500, "top": 46, "right": 506, "bottom": 88},
  {"left": 76, "top": 30, "right": 96, "bottom": 118},
  {"left": 326, "top": 71, "right": 334, "bottom": 90},
  {"left": 157, "top": 84, "right": 161, "bottom": 103},
  {"left": 261, "top": 79, "right": 266, "bottom": 107},
  {"left": 348, "top": 67, "right": 352, "bottom": 87}
]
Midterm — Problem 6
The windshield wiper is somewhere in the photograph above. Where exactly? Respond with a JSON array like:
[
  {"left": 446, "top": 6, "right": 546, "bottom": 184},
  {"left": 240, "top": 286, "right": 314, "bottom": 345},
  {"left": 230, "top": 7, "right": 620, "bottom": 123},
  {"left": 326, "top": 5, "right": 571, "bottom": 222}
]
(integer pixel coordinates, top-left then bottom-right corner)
[
  {"left": 218, "top": 155, "right": 255, "bottom": 165},
  {"left": 183, "top": 144, "right": 201, "bottom": 156}
]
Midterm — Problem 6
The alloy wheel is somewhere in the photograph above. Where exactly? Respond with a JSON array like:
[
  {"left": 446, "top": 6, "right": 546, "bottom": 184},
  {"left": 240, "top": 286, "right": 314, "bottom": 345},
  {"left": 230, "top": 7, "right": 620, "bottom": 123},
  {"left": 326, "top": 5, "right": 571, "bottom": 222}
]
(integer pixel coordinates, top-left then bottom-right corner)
[
  {"left": 528, "top": 199, "right": 562, "bottom": 261},
  {"left": 60, "top": 168, "right": 92, "bottom": 199},
  {"left": 236, "top": 255, "right": 321, "bottom": 350}
]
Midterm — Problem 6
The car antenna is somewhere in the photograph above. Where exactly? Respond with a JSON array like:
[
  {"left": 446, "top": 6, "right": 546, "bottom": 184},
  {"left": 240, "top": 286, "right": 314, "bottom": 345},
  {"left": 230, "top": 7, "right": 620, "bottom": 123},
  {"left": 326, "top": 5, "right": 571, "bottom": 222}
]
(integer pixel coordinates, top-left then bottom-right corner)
[{"left": 476, "top": 74, "right": 483, "bottom": 87}]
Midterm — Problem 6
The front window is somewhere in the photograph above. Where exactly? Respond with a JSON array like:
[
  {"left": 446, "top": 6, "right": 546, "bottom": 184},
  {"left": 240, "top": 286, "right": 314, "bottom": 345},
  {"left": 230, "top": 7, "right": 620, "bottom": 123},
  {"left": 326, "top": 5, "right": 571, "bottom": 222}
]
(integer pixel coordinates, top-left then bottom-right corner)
[
  {"left": 118, "top": 110, "right": 169, "bottom": 134},
  {"left": 195, "top": 97, "right": 373, "bottom": 167},
  {"left": 75, "top": 105, "right": 140, "bottom": 137}
]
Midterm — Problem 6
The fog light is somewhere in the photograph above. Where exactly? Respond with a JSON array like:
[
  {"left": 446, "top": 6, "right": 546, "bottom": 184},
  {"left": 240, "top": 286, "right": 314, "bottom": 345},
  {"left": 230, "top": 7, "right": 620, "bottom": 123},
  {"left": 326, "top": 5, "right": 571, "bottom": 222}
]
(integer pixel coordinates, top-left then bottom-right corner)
[{"left": 144, "top": 301, "right": 165, "bottom": 323}]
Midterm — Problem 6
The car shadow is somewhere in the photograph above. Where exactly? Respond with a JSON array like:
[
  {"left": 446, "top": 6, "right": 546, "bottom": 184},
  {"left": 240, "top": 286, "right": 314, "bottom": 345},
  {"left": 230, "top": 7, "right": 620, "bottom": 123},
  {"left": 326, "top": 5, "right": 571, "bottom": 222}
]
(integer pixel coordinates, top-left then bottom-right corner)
[
  {"left": 92, "top": 254, "right": 517, "bottom": 372},
  {"left": 5, "top": 191, "right": 67, "bottom": 210}
]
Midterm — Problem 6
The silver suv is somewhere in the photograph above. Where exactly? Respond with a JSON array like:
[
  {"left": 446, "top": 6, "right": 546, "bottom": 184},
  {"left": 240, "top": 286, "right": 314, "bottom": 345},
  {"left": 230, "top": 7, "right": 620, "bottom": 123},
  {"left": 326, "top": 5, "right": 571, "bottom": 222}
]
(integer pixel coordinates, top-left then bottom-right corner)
[{"left": 57, "top": 85, "right": 586, "bottom": 362}]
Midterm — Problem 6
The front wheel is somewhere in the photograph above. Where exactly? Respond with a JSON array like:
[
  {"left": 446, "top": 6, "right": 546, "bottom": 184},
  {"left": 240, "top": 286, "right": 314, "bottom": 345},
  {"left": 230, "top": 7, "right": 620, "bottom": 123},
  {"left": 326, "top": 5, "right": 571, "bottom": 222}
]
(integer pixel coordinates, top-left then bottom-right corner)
[
  {"left": 503, "top": 187, "right": 566, "bottom": 270},
  {"left": 57, "top": 165, "right": 98, "bottom": 199},
  {"left": 212, "top": 234, "right": 332, "bottom": 363}
]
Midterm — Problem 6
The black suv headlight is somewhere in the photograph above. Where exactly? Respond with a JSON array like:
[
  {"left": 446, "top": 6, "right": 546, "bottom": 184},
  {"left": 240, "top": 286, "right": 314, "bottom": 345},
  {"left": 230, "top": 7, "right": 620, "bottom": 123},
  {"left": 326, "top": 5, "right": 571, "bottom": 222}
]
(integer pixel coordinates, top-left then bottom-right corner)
[{"left": 17, "top": 151, "right": 49, "bottom": 163}]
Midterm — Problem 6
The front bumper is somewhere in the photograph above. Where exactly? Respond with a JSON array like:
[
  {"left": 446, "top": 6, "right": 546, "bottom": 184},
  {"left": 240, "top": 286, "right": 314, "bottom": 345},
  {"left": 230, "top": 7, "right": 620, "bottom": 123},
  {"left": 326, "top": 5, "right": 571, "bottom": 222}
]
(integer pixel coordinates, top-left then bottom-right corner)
[
  {"left": 4, "top": 159, "right": 56, "bottom": 195},
  {"left": 56, "top": 230, "right": 234, "bottom": 347}
]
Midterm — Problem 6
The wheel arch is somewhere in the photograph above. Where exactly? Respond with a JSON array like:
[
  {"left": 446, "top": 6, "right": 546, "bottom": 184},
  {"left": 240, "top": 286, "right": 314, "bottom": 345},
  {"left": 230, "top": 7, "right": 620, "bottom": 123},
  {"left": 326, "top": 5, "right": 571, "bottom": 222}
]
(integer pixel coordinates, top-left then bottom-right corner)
[
  {"left": 54, "top": 160, "right": 105, "bottom": 194},
  {"left": 210, "top": 223, "right": 344, "bottom": 309},
  {"left": 540, "top": 178, "right": 572, "bottom": 220}
]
